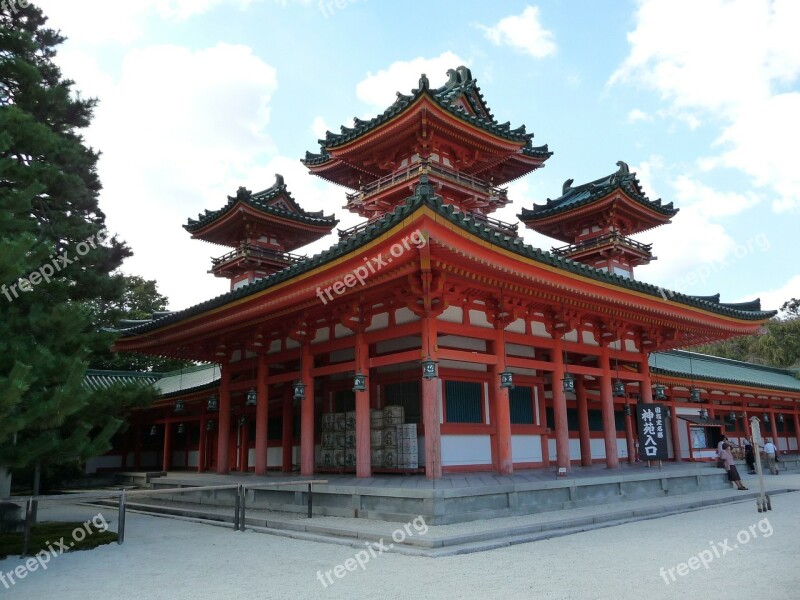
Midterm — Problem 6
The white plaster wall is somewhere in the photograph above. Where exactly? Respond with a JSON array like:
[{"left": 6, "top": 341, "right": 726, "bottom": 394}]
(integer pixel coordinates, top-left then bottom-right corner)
[
  {"left": 367, "top": 312, "right": 389, "bottom": 331},
  {"left": 442, "top": 435, "right": 492, "bottom": 466},
  {"left": 85, "top": 455, "right": 122, "bottom": 474},
  {"left": 468, "top": 310, "right": 491, "bottom": 328},
  {"left": 512, "top": 434, "right": 542, "bottom": 463},
  {"left": 438, "top": 306, "right": 463, "bottom": 323},
  {"left": 438, "top": 335, "right": 486, "bottom": 351},
  {"left": 395, "top": 307, "right": 419, "bottom": 324}
]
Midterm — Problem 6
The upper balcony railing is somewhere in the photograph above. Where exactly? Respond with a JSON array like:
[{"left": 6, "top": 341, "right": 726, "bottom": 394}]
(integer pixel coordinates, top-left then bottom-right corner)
[
  {"left": 211, "top": 244, "right": 305, "bottom": 269},
  {"left": 345, "top": 160, "right": 508, "bottom": 204},
  {"left": 551, "top": 232, "right": 653, "bottom": 257},
  {"left": 338, "top": 212, "right": 518, "bottom": 240}
]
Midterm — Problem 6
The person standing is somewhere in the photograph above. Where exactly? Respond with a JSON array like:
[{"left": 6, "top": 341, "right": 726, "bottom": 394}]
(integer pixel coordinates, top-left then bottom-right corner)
[
  {"left": 716, "top": 436, "right": 729, "bottom": 468},
  {"left": 763, "top": 438, "right": 778, "bottom": 475},
  {"left": 744, "top": 439, "right": 756, "bottom": 474},
  {"left": 720, "top": 443, "right": 747, "bottom": 490}
]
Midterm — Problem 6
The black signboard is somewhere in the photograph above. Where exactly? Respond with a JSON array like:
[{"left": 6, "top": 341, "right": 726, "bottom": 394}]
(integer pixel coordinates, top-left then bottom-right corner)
[{"left": 636, "top": 403, "right": 669, "bottom": 460}]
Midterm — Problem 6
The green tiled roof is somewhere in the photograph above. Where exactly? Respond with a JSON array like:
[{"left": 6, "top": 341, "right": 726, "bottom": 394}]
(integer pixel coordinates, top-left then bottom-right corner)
[
  {"left": 185, "top": 174, "right": 337, "bottom": 233},
  {"left": 118, "top": 176, "right": 775, "bottom": 338},
  {"left": 302, "top": 66, "right": 551, "bottom": 165},
  {"left": 519, "top": 161, "right": 678, "bottom": 221},
  {"left": 650, "top": 351, "right": 800, "bottom": 392},
  {"left": 155, "top": 364, "right": 219, "bottom": 397},
  {"left": 83, "top": 370, "right": 162, "bottom": 391}
]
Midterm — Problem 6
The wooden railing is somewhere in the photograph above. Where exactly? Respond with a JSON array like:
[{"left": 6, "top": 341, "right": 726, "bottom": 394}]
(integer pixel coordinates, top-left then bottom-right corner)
[
  {"left": 552, "top": 232, "right": 652, "bottom": 256},
  {"left": 211, "top": 244, "right": 305, "bottom": 268}
]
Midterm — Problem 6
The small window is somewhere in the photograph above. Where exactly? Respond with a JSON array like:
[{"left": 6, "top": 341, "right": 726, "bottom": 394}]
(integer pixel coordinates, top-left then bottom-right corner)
[
  {"left": 510, "top": 386, "right": 534, "bottom": 424},
  {"left": 445, "top": 380, "right": 482, "bottom": 424}
]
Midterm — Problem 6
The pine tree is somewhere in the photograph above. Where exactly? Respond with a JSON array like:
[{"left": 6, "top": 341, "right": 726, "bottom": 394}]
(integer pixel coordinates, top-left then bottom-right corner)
[{"left": 0, "top": 3, "right": 152, "bottom": 499}]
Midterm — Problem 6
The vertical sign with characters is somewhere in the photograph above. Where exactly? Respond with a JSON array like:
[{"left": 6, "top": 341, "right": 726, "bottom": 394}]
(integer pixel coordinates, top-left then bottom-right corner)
[{"left": 636, "top": 403, "right": 669, "bottom": 460}]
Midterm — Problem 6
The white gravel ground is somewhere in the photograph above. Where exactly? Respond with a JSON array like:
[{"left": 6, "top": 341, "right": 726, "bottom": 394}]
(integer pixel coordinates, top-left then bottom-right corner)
[{"left": 2, "top": 474, "right": 799, "bottom": 600}]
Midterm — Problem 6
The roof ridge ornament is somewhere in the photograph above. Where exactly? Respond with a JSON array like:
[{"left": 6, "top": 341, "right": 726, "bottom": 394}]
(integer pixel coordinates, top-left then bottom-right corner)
[
  {"left": 616, "top": 160, "right": 630, "bottom": 175},
  {"left": 562, "top": 178, "right": 573, "bottom": 194},
  {"left": 235, "top": 186, "right": 252, "bottom": 202}
]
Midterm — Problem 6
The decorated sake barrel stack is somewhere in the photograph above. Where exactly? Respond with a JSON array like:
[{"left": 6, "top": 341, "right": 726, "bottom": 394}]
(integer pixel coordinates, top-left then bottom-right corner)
[{"left": 383, "top": 405, "right": 405, "bottom": 426}]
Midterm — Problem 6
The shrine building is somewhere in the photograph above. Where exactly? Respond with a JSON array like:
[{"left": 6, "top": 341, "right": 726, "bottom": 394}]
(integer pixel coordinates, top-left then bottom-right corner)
[{"left": 107, "top": 66, "right": 800, "bottom": 480}]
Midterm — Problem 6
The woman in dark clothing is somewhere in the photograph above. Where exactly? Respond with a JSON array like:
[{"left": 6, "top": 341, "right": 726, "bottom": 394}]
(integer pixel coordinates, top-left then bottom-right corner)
[
  {"left": 744, "top": 440, "right": 756, "bottom": 474},
  {"left": 721, "top": 443, "right": 748, "bottom": 490}
]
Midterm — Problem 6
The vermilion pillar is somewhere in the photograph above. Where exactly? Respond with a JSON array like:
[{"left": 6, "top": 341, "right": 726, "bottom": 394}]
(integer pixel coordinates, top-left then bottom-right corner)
[
  {"left": 491, "top": 325, "right": 513, "bottom": 475},
  {"left": 255, "top": 353, "right": 269, "bottom": 475},
  {"left": 197, "top": 419, "right": 206, "bottom": 473},
  {"left": 355, "top": 330, "right": 371, "bottom": 478},
  {"left": 238, "top": 421, "right": 249, "bottom": 471},
  {"left": 576, "top": 376, "right": 592, "bottom": 466},
  {"left": 742, "top": 408, "right": 752, "bottom": 440},
  {"left": 216, "top": 362, "right": 231, "bottom": 474},
  {"left": 162, "top": 423, "right": 171, "bottom": 472},
  {"left": 300, "top": 343, "right": 315, "bottom": 476},
  {"left": 600, "top": 347, "right": 619, "bottom": 468},
  {"left": 282, "top": 386, "right": 293, "bottom": 472},
  {"left": 624, "top": 409, "right": 635, "bottom": 464},
  {"left": 640, "top": 356, "right": 654, "bottom": 404},
  {"left": 793, "top": 411, "right": 800, "bottom": 453},
  {"left": 669, "top": 390, "right": 682, "bottom": 461},
  {"left": 552, "top": 338, "right": 570, "bottom": 472},
  {"left": 422, "top": 315, "right": 442, "bottom": 480}
]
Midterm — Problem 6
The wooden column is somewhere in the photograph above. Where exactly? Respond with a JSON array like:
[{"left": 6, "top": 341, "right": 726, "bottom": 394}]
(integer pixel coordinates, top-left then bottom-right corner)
[
  {"left": 254, "top": 353, "right": 269, "bottom": 475},
  {"left": 421, "top": 315, "right": 442, "bottom": 480},
  {"left": 552, "top": 338, "right": 570, "bottom": 472},
  {"left": 282, "top": 386, "right": 293, "bottom": 472},
  {"left": 491, "top": 325, "right": 513, "bottom": 475},
  {"left": 669, "top": 390, "right": 681, "bottom": 461},
  {"left": 600, "top": 347, "right": 619, "bottom": 468},
  {"left": 624, "top": 408, "right": 635, "bottom": 464},
  {"left": 640, "top": 356, "right": 654, "bottom": 404},
  {"left": 793, "top": 411, "right": 800, "bottom": 454},
  {"left": 216, "top": 362, "right": 231, "bottom": 474},
  {"left": 238, "top": 420, "right": 249, "bottom": 471},
  {"left": 134, "top": 425, "right": 142, "bottom": 470},
  {"left": 300, "top": 343, "right": 315, "bottom": 476},
  {"left": 355, "top": 330, "right": 371, "bottom": 478},
  {"left": 197, "top": 419, "right": 206, "bottom": 473},
  {"left": 742, "top": 408, "right": 752, "bottom": 440},
  {"left": 162, "top": 423, "right": 171, "bottom": 472},
  {"left": 576, "top": 376, "right": 592, "bottom": 466},
  {"left": 769, "top": 410, "right": 780, "bottom": 450}
]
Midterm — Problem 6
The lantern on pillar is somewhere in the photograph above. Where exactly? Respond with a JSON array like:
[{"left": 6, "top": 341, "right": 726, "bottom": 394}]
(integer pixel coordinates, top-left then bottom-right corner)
[
  {"left": 690, "top": 387, "right": 701, "bottom": 403},
  {"left": 177, "top": 423, "right": 185, "bottom": 435},
  {"left": 777, "top": 413, "right": 784, "bottom": 424},
  {"left": 353, "top": 373, "right": 366, "bottom": 392},
  {"left": 613, "top": 379, "right": 626, "bottom": 398},
  {"left": 207, "top": 394, "right": 219, "bottom": 412},
  {"left": 149, "top": 425, "right": 158, "bottom": 437},
  {"left": 206, "top": 420, "right": 215, "bottom": 431},
  {"left": 562, "top": 372, "right": 576, "bottom": 394},
  {"left": 699, "top": 407, "right": 708, "bottom": 420},
  {"left": 293, "top": 381, "right": 306, "bottom": 400},
  {"left": 624, "top": 404, "right": 632, "bottom": 417},
  {"left": 421, "top": 359, "right": 438, "bottom": 379},
  {"left": 763, "top": 412, "right": 770, "bottom": 423},
  {"left": 499, "top": 370, "right": 514, "bottom": 389},
  {"left": 174, "top": 400, "right": 184, "bottom": 413},
  {"left": 654, "top": 384, "right": 667, "bottom": 401},
  {"left": 246, "top": 388, "right": 257, "bottom": 406},
  {"left": 728, "top": 410, "right": 737, "bottom": 423}
]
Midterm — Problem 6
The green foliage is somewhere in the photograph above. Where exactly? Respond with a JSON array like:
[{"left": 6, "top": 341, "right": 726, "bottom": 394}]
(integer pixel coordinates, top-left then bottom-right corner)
[
  {"left": 0, "top": 520, "right": 117, "bottom": 558},
  {"left": 694, "top": 298, "right": 800, "bottom": 371},
  {"left": 0, "top": 3, "right": 155, "bottom": 481}
]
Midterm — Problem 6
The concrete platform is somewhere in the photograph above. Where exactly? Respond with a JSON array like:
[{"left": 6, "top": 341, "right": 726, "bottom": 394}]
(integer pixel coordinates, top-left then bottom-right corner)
[{"left": 140, "top": 461, "right": 769, "bottom": 525}]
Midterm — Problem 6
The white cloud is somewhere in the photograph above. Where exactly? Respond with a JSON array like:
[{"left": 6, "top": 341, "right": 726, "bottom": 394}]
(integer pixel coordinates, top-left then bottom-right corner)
[
  {"left": 355, "top": 51, "right": 469, "bottom": 112},
  {"left": 627, "top": 108, "right": 652, "bottom": 123},
  {"left": 478, "top": 6, "right": 556, "bottom": 59},
  {"left": 747, "top": 274, "right": 800, "bottom": 313},
  {"left": 81, "top": 43, "right": 282, "bottom": 309},
  {"left": 611, "top": 0, "right": 800, "bottom": 211},
  {"left": 311, "top": 115, "right": 329, "bottom": 139}
]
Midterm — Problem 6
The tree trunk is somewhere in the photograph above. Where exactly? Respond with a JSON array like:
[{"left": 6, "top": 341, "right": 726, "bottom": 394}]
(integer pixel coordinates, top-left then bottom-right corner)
[
  {"left": 0, "top": 466, "right": 11, "bottom": 499},
  {"left": 31, "top": 462, "right": 40, "bottom": 523}
]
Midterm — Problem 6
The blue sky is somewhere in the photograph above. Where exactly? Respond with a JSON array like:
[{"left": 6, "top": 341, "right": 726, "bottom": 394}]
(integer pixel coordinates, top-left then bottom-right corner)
[{"left": 36, "top": 0, "right": 800, "bottom": 313}]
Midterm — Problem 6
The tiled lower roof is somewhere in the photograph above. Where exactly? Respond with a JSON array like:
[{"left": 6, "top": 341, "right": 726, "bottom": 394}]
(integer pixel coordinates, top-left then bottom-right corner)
[
  {"left": 651, "top": 351, "right": 800, "bottom": 393},
  {"left": 83, "top": 370, "right": 162, "bottom": 391}
]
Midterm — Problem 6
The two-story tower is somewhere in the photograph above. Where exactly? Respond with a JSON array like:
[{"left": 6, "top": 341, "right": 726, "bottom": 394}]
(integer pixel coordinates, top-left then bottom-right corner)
[
  {"left": 518, "top": 161, "right": 678, "bottom": 279},
  {"left": 302, "top": 66, "right": 551, "bottom": 237},
  {"left": 185, "top": 174, "right": 338, "bottom": 290}
]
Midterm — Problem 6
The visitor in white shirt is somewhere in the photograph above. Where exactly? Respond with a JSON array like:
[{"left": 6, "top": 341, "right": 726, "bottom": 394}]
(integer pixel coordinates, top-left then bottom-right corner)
[{"left": 762, "top": 439, "right": 778, "bottom": 475}]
